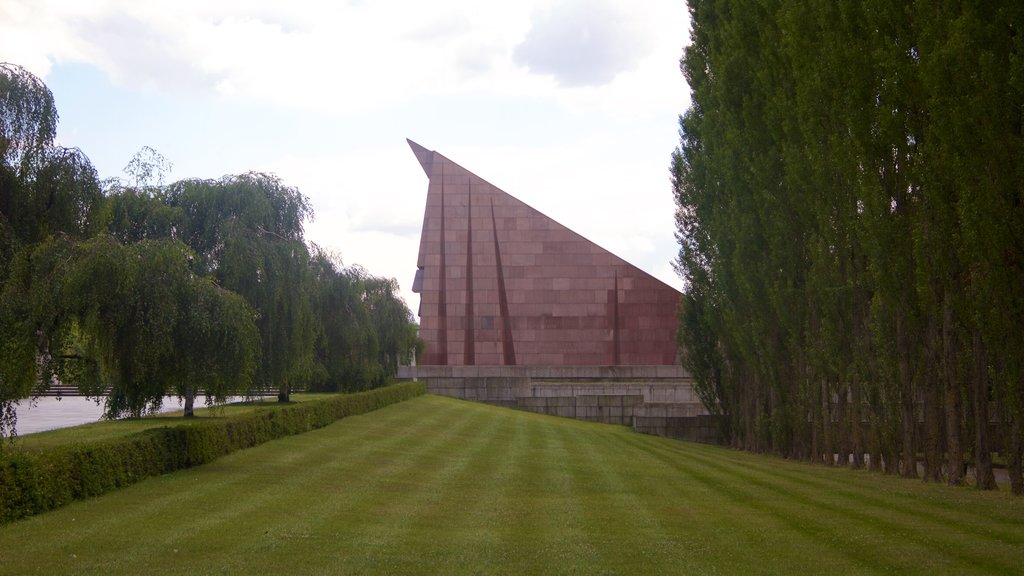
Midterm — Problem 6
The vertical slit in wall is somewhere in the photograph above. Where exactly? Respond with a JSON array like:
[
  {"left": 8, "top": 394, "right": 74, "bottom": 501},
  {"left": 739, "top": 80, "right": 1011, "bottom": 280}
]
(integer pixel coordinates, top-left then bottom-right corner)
[
  {"left": 464, "top": 187, "right": 475, "bottom": 364},
  {"left": 613, "top": 271, "right": 621, "bottom": 365},
  {"left": 437, "top": 162, "right": 448, "bottom": 364},
  {"left": 491, "top": 200, "right": 516, "bottom": 365}
]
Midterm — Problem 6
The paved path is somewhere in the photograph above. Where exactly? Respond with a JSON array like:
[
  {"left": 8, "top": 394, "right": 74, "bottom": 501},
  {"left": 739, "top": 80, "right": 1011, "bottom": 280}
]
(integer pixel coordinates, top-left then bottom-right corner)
[
  {"left": 13, "top": 396, "right": 106, "bottom": 434},
  {"left": 11, "top": 396, "right": 224, "bottom": 435}
]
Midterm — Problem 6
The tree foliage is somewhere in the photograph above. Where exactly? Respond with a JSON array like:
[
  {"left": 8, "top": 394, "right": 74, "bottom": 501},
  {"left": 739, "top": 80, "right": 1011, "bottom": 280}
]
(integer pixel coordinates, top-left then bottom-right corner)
[
  {"left": 0, "top": 62, "right": 57, "bottom": 175},
  {"left": 675, "top": 0, "right": 1024, "bottom": 492},
  {"left": 1, "top": 62, "right": 107, "bottom": 438},
  {"left": 0, "top": 64, "right": 420, "bottom": 441},
  {"left": 308, "top": 250, "right": 423, "bottom": 393},
  {"left": 164, "top": 174, "right": 316, "bottom": 402},
  {"left": 1, "top": 234, "right": 261, "bottom": 420}
]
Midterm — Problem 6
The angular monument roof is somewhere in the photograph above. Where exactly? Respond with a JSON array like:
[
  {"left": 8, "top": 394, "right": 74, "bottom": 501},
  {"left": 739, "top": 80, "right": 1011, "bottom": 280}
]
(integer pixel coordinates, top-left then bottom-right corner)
[
  {"left": 408, "top": 140, "right": 681, "bottom": 367},
  {"left": 407, "top": 139, "right": 435, "bottom": 177}
]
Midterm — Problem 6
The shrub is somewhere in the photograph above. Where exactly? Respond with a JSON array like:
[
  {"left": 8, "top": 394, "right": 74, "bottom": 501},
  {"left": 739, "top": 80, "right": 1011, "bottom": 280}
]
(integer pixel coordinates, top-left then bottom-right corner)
[{"left": 0, "top": 381, "right": 425, "bottom": 523}]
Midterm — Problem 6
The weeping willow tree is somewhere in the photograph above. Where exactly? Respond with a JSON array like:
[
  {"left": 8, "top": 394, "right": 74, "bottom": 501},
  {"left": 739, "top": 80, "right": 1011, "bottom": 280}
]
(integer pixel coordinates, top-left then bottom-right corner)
[
  {"left": 3, "top": 236, "right": 261, "bottom": 419},
  {"left": 307, "top": 250, "right": 422, "bottom": 393},
  {"left": 1, "top": 62, "right": 420, "bottom": 443},
  {"left": 0, "top": 63, "right": 105, "bottom": 439},
  {"left": 0, "top": 65, "right": 262, "bottom": 437},
  {"left": 162, "top": 174, "right": 316, "bottom": 402}
]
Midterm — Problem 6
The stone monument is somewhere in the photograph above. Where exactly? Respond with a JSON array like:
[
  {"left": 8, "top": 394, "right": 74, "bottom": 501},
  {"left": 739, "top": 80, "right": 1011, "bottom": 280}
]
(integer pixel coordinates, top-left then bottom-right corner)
[{"left": 400, "top": 140, "right": 718, "bottom": 443}]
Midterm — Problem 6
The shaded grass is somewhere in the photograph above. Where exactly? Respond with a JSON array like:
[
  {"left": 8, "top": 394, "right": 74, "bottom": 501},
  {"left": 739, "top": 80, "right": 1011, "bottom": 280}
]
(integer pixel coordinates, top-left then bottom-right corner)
[
  {"left": 1, "top": 394, "right": 1021, "bottom": 575},
  {"left": 12, "top": 393, "right": 337, "bottom": 452}
]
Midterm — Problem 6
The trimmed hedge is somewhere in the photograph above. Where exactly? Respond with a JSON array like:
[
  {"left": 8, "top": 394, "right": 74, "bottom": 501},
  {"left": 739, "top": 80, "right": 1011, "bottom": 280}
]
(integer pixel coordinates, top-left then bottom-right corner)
[{"left": 0, "top": 381, "right": 425, "bottom": 524}]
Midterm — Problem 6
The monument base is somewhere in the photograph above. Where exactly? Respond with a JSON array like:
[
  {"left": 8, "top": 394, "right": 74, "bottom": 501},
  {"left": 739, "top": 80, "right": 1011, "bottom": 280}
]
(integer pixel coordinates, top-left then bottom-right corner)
[{"left": 397, "top": 364, "right": 724, "bottom": 444}]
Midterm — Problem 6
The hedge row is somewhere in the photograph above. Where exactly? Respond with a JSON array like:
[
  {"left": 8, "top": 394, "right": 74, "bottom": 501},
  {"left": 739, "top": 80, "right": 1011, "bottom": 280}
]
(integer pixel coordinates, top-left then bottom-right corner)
[{"left": 0, "top": 381, "right": 425, "bottom": 524}]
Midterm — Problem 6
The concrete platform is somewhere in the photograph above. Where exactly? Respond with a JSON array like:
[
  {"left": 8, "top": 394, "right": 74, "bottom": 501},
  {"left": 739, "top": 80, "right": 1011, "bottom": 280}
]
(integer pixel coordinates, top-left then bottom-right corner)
[{"left": 398, "top": 364, "right": 725, "bottom": 444}]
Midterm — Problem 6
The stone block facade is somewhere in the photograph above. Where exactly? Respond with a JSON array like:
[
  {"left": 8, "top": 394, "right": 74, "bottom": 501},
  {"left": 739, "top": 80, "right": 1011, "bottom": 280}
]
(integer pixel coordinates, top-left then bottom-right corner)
[
  {"left": 633, "top": 415, "right": 724, "bottom": 444},
  {"left": 399, "top": 365, "right": 725, "bottom": 444}
]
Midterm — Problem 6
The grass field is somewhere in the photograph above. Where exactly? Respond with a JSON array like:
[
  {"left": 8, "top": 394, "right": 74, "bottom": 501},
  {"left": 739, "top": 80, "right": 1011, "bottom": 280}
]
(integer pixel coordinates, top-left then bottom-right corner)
[{"left": 1, "top": 394, "right": 1022, "bottom": 575}]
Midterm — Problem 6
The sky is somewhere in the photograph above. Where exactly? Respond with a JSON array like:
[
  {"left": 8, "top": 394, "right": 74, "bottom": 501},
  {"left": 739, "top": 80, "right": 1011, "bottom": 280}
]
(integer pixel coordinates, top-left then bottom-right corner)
[{"left": 0, "top": 0, "right": 692, "bottom": 315}]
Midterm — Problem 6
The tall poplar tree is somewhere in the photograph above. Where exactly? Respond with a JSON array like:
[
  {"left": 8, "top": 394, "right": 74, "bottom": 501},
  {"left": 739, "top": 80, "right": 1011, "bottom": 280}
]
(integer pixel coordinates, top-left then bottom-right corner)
[{"left": 675, "top": 0, "right": 1022, "bottom": 490}]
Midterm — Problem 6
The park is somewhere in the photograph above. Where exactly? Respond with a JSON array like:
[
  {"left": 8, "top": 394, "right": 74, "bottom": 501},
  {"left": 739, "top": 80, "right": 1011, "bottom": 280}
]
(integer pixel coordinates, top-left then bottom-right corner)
[
  {"left": 2, "top": 392, "right": 1022, "bottom": 575},
  {"left": 3, "top": 1, "right": 1024, "bottom": 573}
]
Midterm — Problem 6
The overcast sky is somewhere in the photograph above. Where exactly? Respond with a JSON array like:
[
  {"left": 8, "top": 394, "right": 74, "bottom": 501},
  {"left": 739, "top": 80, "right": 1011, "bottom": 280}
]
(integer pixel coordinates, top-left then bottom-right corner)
[{"left": 1, "top": 0, "right": 691, "bottom": 314}]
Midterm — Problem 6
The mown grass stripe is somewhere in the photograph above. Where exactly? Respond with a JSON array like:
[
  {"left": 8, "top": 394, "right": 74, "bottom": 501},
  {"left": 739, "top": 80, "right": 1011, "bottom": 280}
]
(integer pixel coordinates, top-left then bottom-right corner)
[
  {"left": 655, "top": 443, "right": 928, "bottom": 573},
  {"left": 618, "top": 428, "right": 1021, "bottom": 537},
  {"left": 558, "top": 420, "right": 703, "bottom": 570},
  {"left": 2, "top": 395, "right": 1022, "bottom": 576},
  {"left": 337, "top": 398, "right": 506, "bottom": 570},
  {"left": 677, "top": 437, "right": 1024, "bottom": 537},
  {"left": 614, "top": 429, "right": 1022, "bottom": 574},
  {"left": 672, "top": 438, "right": 1024, "bottom": 558}
]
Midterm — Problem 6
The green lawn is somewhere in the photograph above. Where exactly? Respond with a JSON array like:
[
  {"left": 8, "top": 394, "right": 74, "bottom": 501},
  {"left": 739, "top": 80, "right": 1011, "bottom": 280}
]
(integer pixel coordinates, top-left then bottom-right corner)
[{"left": 1, "top": 394, "right": 1021, "bottom": 575}]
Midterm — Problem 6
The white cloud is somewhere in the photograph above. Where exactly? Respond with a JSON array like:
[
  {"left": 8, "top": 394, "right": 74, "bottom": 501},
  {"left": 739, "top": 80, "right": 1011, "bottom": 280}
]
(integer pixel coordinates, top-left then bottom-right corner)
[
  {"left": 513, "top": 0, "right": 653, "bottom": 87},
  {"left": 2, "top": 0, "right": 686, "bottom": 116},
  {"left": 0, "top": 1, "right": 77, "bottom": 76},
  {"left": 27, "top": 1, "right": 532, "bottom": 112},
  {"left": 70, "top": 12, "right": 220, "bottom": 93}
]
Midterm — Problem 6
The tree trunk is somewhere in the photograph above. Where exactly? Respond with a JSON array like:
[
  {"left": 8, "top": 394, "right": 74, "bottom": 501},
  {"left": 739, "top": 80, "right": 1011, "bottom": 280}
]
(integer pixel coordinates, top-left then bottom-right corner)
[
  {"left": 837, "top": 382, "right": 850, "bottom": 467},
  {"left": 923, "top": 378, "right": 943, "bottom": 481},
  {"left": 943, "top": 297, "right": 964, "bottom": 485},
  {"left": 822, "top": 381, "right": 834, "bottom": 466},
  {"left": 810, "top": 375, "right": 821, "bottom": 464},
  {"left": 851, "top": 375, "right": 864, "bottom": 469},
  {"left": 743, "top": 371, "right": 755, "bottom": 451},
  {"left": 868, "top": 414, "right": 883, "bottom": 472},
  {"left": 865, "top": 347, "right": 884, "bottom": 473},
  {"left": 886, "top": 399, "right": 901, "bottom": 475},
  {"left": 896, "top": 308, "right": 918, "bottom": 478},
  {"left": 923, "top": 329, "right": 944, "bottom": 482},
  {"left": 791, "top": 365, "right": 808, "bottom": 462},
  {"left": 971, "top": 332, "right": 997, "bottom": 490},
  {"left": 945, "top": 376, "right": 965, "bottom": 485},
  {"left": 1009, "top": 415, "right": 1023, "bottom": 495},
  {"left": 183, "top": 391, "right": 195, "bottom": 418},
  {"left": 884, "top": 442, "right": 899, "bottom": 475}
]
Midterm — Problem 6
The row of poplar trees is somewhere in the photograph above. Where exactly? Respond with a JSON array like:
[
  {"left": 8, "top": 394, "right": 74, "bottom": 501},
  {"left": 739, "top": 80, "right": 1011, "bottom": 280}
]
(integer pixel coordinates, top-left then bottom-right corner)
[
  {"left": 0, "top": 63, "right": 421, "bottom": 441},
  {"left": 673, "top": 1, "right": 1023, "bottom": 492}
]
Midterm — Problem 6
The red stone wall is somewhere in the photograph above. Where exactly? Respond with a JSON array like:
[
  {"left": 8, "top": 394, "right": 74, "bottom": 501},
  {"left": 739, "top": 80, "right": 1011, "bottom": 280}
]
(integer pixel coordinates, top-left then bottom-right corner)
[{"left": 409, "top": 139, "right": 681, "bottom": 366}]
